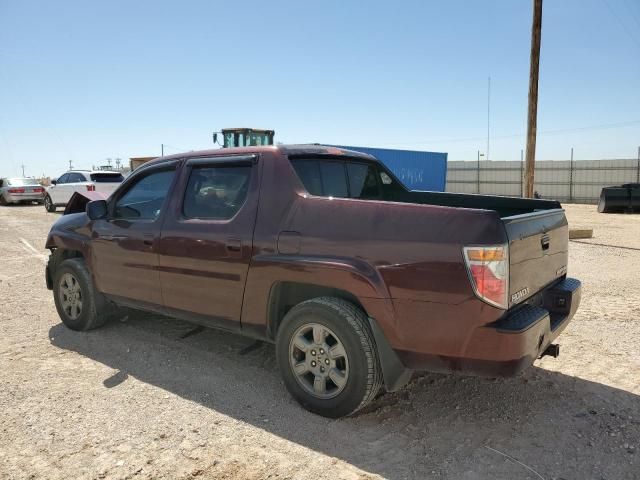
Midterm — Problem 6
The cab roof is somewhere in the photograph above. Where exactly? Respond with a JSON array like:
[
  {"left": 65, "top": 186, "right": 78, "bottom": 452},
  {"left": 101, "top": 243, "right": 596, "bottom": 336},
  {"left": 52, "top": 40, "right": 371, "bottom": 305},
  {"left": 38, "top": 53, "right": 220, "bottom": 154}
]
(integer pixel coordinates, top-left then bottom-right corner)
[{"left": 148, "top": 144, "right": 376, "bottom": 166}]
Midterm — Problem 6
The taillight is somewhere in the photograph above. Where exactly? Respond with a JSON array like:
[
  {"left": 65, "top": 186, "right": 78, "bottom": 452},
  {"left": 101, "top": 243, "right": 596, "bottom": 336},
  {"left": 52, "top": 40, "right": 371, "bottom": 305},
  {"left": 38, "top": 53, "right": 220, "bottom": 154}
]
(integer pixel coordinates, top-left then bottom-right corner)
[
  {"left": 86, "top": 184, "right": 96, "bottom": 192},
  {"left": 8, "top": 188, "right": 25, "bottom": 193},
  {"left": 463, "top": 245, "right": 509, "bottom": 309},
  {"left": 34, "top": 187, "right": 44, "bottom": 193}
]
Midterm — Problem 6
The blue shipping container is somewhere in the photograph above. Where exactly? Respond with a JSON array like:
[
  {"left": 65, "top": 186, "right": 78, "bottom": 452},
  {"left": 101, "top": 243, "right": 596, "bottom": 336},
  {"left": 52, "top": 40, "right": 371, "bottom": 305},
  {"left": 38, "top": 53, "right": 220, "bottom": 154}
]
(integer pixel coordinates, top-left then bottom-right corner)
[{"left": 336, "top": 145, "right": 448, "bottom": 192}]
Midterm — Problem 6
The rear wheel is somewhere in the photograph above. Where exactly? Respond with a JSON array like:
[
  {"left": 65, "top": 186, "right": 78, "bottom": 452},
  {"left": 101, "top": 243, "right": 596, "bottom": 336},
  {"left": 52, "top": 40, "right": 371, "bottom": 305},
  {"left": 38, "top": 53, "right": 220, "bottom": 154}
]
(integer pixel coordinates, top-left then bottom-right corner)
[
  {"left": 53, "top": 258, "right": 111, "bottom": 331},
  {"left": 276, "top": 297, "right": 382, "bottom": 418},
  {"left": 0, "top": 194, "right": 7, "bottom": 206},
  {"left": 44, "top": 194, "right": 56, "bottom": 212}
]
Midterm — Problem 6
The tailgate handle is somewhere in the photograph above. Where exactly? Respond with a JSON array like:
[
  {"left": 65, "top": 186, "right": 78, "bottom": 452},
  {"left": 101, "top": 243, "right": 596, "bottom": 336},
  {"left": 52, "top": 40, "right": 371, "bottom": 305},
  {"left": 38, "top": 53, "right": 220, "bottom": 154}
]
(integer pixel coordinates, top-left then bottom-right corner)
[{"left": 541, "top": 233, "right": 550, "bottom": 250}]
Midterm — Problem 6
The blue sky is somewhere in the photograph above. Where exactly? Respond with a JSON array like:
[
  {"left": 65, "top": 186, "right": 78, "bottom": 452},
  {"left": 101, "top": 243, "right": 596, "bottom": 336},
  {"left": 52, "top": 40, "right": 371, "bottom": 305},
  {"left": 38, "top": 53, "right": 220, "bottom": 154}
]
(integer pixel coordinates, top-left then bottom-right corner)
[{"left": 1, "top": 0, "right": 639, "bottom": 177}]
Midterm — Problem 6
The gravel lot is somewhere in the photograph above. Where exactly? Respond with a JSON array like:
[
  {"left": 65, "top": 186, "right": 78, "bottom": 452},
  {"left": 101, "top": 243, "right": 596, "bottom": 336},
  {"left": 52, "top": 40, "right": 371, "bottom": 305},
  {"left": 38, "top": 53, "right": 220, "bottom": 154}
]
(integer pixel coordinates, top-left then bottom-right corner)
[{"left": 0, "top": 203, "right": 638, "bottom": 480}]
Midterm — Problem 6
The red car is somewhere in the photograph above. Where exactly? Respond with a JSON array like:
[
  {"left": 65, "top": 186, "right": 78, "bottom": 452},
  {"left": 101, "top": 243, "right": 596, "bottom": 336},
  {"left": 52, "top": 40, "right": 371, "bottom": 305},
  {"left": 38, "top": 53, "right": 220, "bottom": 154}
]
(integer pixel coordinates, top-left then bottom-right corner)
[{"left": 45, "top": 145, "right": 581, "bottom": 417}]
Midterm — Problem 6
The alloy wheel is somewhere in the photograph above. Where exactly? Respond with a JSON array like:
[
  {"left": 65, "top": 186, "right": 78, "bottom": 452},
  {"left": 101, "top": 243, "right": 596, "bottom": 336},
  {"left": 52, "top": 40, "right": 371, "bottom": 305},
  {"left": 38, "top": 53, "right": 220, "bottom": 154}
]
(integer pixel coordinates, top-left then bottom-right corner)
[
  {"left": 58, "top": 273, "right": 83, "bottom": 320},
  {"left": 289, "top": 323, "right": 349, "bottom": 399}
]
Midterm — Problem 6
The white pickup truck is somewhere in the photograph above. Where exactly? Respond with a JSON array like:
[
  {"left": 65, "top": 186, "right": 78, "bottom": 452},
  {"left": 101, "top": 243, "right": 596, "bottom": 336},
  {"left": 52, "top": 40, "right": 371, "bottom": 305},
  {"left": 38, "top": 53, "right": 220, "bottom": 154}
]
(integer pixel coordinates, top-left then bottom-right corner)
[{"left": 44, "top": 170, "right": 124, "bottom": 212}]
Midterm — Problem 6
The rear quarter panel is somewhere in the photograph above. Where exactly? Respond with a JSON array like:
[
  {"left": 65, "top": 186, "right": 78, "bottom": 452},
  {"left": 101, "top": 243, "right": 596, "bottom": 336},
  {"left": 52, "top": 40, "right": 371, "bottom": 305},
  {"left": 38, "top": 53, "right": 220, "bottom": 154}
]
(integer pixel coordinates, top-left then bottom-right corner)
[{"left": 241, "top": 151, "right": 509, "bottom": 354}]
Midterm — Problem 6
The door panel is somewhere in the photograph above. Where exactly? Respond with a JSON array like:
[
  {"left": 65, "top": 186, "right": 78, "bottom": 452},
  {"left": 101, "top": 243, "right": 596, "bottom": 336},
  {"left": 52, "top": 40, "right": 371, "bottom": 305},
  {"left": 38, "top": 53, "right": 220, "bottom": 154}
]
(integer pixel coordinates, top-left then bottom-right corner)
[
  {"left": 49, "top": 173, "right": 69, "bottom": 204},
  {"left": 91, "top": 219, "right": 164, "bottom": 306},
  {"left": 61, "top": 173, "right": 87, "bottom": 204},
  {"left": 90, "top": 166, "right": 177, "bottom": 308},
  {"left": 158, "top": 156, "right": 260, "bottom": 328}
]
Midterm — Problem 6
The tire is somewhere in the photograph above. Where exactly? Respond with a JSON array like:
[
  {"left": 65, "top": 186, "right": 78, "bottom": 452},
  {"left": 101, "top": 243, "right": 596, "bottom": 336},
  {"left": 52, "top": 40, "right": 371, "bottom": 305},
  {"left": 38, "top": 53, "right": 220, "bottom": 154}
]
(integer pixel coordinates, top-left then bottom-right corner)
[
  {"left": 276, "top": 297, "right": 382, "bottom": 418},
  {"left": 53, "top": 258, "right": 111, "bottom": 331},
  {"left": 0, "top": 194, "right": 7, "bottom": 206},
  {"left": 44, "top": 194, "right": 56, "bottom": 212}
]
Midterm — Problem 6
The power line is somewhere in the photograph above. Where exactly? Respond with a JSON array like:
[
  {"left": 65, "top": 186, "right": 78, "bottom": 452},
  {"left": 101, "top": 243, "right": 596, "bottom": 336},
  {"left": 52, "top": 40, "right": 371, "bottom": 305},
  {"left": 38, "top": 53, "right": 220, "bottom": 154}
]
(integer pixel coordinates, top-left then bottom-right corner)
[
  {"left": 622, "top": 0, "right": 640, "bottom": 31},
  {"left": 602, "top": 0, "right": 640, "bottom": 49},
  {"left": 373, "top": 119, "right": 640, "bottom": 146}
]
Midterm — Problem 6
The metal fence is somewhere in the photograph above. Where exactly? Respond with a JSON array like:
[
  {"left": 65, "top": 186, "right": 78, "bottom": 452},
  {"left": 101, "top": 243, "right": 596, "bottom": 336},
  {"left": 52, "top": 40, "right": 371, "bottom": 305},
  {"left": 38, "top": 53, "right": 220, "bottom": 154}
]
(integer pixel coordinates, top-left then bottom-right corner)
[{"left": 446, "top": 158, "right": 640, "bottom": 204}]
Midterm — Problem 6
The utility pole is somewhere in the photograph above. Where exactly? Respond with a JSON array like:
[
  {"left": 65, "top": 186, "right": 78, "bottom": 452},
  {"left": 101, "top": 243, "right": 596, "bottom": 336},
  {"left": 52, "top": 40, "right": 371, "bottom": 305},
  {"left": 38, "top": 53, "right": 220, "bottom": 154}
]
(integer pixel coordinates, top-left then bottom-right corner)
[
  {"left": 21, "top": 163, "right": 26, "bottom": 177},
  {"left": 161, "top": 144, "right": 164, "bottom": 157},
  {"left": 524, "top": 0, "right": 543, "bottom": 198},
  {"left": 68, "top": 159, "right": 73, "bottom": 170},
  {"left": 487, "top": 77, "right": 491, "bottom": 162}
]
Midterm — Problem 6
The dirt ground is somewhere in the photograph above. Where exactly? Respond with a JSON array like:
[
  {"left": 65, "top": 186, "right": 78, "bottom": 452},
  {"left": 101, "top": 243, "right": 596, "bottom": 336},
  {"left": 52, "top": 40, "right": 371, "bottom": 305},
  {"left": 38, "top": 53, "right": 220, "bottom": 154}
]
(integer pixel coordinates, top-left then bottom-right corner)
[{"left": 0, "top": 203, "right": 638, "bottom": 480}]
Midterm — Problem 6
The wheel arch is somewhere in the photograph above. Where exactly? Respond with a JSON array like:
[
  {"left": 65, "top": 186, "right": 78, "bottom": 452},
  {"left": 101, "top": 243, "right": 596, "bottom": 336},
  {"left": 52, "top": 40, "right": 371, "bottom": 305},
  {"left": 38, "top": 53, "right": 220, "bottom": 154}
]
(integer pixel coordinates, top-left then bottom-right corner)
[
  {"left": 46, "top": 248, "right": 85, "bottom": 290},
  {"left": 266, "top": 281, "right": 365, "bottom": 339},
  {"left": 266, "top": 281, "right": 413, "bottom": 393}
]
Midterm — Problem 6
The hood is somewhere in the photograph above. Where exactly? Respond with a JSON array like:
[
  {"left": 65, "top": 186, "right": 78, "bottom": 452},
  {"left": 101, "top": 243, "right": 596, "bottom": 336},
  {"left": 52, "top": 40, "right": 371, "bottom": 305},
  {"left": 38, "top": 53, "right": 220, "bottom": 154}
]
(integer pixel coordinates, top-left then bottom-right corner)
[{"left": 63, "top": 191, "right": 109, "bottom": 215}]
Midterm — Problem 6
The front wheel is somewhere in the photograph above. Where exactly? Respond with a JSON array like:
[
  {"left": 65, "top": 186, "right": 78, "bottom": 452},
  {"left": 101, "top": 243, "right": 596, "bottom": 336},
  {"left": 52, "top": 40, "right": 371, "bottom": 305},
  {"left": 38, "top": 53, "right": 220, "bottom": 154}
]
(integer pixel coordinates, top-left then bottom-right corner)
[
  {"left": 276, "top": 297, "right": 382, "bottom": 418},
  {"left": 53, "top": 258, "right": 110, "bottom": 331},
  {"left": 44, "top": 194, "right": 56, "bottom": 212}
]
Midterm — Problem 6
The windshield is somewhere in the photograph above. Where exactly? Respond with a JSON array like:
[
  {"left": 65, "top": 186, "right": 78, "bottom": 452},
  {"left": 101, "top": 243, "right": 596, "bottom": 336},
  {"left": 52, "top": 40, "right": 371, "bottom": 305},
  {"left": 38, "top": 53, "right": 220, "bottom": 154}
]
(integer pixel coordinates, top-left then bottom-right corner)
[{"left": 7, "top": 178, "right": 39, "bottom": 186}]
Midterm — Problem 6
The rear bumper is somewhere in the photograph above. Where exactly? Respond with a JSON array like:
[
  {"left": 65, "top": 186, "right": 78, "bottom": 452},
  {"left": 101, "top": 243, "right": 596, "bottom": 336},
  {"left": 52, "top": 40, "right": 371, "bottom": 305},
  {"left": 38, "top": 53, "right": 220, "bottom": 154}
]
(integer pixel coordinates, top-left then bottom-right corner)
[
  {"left": 4, "top": 193, "right": 44, "bottom": 202},
  {"left": 398, "top": 277, "right": 582, "bottom": 376}
]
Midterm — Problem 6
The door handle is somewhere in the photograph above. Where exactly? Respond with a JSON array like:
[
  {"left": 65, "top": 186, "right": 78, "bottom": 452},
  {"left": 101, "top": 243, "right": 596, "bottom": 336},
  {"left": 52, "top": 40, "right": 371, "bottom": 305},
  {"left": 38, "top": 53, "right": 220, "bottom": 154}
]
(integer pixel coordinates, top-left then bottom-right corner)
[
  {"left": 100, "top": 234, "right": 127, "bottom": 241},
  {"left": 226, "top": 238, "right": 242, "bottom": 255}
]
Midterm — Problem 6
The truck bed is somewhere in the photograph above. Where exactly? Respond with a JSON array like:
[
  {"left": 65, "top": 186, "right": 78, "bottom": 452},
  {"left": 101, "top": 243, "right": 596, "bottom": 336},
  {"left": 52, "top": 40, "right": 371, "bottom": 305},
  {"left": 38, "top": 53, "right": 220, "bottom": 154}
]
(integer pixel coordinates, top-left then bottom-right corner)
[{"left": 389, "top": 190, "right": 561, "bottom": 218}]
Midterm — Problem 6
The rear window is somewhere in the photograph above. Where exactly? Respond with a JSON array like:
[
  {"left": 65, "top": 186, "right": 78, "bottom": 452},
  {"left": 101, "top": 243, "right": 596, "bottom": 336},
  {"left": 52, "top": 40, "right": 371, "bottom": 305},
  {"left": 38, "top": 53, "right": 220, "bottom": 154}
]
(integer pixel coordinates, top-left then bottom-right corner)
[
  {"left": 90, "top": 173, "right": 124, "bottom": 183},
  {"left": 7, "top": 178, "right": 39, "bottom": 186},
  {"left": 319, "top": 162, "right": 348, "bottom": 198},
  {"left": 291, "top": 159, "right": 381, "bottom": 199}
]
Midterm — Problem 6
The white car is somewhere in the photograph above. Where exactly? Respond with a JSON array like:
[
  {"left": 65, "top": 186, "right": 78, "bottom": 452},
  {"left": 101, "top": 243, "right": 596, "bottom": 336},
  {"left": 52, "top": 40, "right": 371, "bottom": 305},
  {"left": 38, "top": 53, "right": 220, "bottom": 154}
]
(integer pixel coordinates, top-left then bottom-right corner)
[{"left": 44, "top": 170, "right": 124, "bottom": 212}]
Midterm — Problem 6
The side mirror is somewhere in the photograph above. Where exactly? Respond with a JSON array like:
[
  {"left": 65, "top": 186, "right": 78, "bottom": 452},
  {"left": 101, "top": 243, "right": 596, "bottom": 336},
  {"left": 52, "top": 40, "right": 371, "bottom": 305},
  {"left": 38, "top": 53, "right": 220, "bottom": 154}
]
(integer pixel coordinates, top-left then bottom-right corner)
[
  {"left": 51, "top": 179, "right": 57, "bottom": 185},
  {"left": 86, "top": 200, "right": 108, "bottom": 220}
]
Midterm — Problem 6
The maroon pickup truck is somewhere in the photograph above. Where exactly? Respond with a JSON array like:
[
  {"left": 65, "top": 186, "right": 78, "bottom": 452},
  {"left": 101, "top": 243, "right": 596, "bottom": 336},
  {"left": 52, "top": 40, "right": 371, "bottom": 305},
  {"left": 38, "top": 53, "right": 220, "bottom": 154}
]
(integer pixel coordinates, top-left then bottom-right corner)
[{"left": 45, "top": 145, "right": 581, "bottom": 417}]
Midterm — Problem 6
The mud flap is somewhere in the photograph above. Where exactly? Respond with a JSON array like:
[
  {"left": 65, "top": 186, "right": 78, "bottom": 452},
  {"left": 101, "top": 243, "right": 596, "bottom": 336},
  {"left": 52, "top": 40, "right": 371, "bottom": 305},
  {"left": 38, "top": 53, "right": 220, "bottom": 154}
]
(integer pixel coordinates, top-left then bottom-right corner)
[{"left": 367, "top": 317, "right": 413, "bottom": 392}]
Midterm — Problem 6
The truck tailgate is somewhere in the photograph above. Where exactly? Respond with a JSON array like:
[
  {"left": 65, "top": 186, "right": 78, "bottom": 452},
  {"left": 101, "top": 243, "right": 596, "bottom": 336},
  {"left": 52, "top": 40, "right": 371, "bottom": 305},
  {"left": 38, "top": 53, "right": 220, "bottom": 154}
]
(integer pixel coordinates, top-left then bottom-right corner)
[{"left": 503, "top": 209, "right": 568, "bottom": 307}]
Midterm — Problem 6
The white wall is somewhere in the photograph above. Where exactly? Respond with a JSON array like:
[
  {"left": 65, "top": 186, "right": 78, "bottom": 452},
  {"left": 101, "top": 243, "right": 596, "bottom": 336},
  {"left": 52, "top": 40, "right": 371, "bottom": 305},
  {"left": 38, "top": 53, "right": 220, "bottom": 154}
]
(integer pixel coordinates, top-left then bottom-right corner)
[{"left": 446, "top": 159, "right": 639, "bottom": 203}]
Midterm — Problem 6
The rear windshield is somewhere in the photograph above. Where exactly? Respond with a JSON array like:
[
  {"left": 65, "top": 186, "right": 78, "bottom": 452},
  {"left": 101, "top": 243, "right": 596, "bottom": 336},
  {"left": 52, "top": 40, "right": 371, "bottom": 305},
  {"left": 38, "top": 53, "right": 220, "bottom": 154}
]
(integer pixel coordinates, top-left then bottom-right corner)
[
  {"left": 290, "top": 159, "right": 387, "bottom": 200},
  {"left": 7, "top": 178, "right": 39, "bottom": 186},
  {"left": 90, "top": 173, "right": 124, "bottom": 183}
]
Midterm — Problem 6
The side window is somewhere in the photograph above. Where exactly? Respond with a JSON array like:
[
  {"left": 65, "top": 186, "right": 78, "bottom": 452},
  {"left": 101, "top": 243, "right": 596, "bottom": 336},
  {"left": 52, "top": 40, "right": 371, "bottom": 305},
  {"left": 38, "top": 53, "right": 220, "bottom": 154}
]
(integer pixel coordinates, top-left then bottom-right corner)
[
  {"left": 57, "top": 174, "right": 69, "bottom": 184},
  {"left": 292, "top": 159, "right": 382, "bottom": 200},
  {"left": 346, "top": 163, "right": 381, "bottom": 199},
  {"left": 114, "top": 169, "right": 175, "bottom": 220},
  {"left": 68, "top": 173, "right": 85, "bottom": 183},
  {"left": 319, "top": 161, "right": 348, "bottom": 197},
  {"left": 183, "top": 165, "right": 251, "bottom": 220},
  {"left": 291, "top": 160, "right": 322, "bottom": 195}
]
